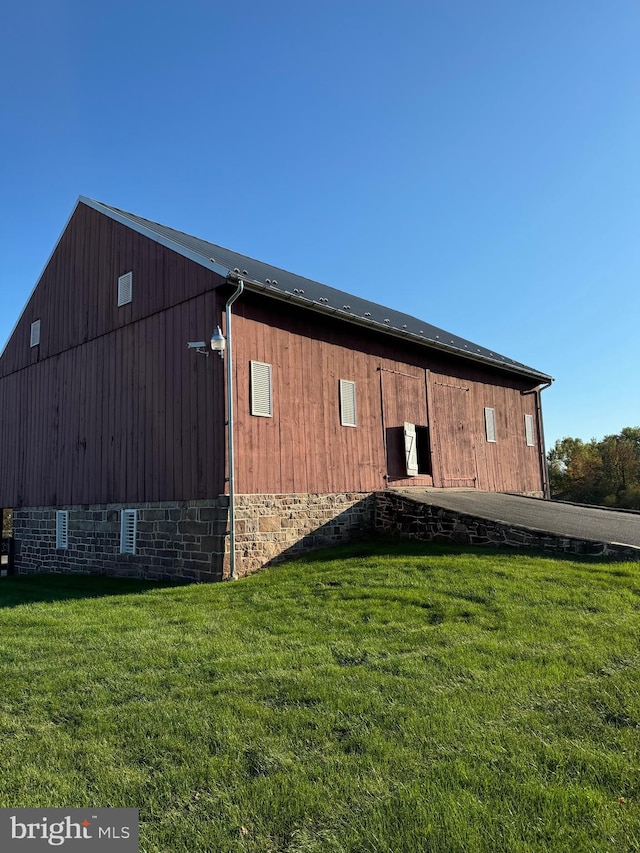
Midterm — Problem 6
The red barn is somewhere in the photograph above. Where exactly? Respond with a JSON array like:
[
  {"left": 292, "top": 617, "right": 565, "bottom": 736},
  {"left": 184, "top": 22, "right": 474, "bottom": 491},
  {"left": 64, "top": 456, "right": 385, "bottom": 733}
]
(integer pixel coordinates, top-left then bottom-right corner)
[{"left": 0, "top": 198, "right": 552, "bottom": 579}]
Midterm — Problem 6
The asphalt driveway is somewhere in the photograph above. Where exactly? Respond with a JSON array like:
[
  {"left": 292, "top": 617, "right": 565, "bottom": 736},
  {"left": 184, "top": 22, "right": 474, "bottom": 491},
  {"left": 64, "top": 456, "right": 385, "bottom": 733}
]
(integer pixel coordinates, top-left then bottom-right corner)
[{"left": 393, "top": 489, "right": 640, "bottom": 548}]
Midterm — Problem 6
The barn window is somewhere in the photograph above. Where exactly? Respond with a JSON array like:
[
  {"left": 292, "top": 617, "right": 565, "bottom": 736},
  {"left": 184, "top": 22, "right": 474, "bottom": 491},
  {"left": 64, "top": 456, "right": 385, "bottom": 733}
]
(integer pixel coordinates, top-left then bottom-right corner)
[
  {"left": 250, "top": 361, "right": 273, "bottom": 417},
  {"left": 484, "top": 407, "right": 497, "bottom": 443},
  {"left": 30, "top": 319, "right": 41, "bottom": 347},
  {"left": 56, "top": 510, "right": 69, "bottom": 549},
  {"left": 525, "top": 413, "right": 535, "bottom": 447},
  {"left": 339, "top": 379, "right": 357, "bottom": 427},
  {"left": 120, "top": 509, "right": 137, "bottom": 554},
  {"left": 117, "top": 272, "right": 133, "bottom": 306}
]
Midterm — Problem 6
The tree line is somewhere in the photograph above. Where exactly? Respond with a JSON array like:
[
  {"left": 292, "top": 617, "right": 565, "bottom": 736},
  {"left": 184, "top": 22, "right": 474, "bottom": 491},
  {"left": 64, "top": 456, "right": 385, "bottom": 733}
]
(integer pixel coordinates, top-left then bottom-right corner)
[{"left": 547, "top": 427, "right": 640, "bottom": 509}]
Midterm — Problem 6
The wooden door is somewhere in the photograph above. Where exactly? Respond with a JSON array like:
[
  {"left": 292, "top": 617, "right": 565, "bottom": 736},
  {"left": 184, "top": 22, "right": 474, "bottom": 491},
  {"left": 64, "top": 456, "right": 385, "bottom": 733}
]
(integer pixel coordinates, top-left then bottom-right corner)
[
  {"left": 379, "top": 368, "right": 432, "bottom": 484},
  {"left": 430, "top": 378, "right": 477, "bottom": 487}
]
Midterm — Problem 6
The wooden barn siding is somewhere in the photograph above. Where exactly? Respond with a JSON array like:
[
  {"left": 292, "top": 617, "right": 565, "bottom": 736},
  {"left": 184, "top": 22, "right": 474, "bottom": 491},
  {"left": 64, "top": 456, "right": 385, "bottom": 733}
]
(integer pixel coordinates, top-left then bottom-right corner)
[
  {"left": 0, "top": 294, "right": 225, "bottom": 509},
  {"left": 232, "top": 314, "right": 386, "bottom": 494},
  {"left": 0, "top": 202, "right": 221, "bottom": 379},
  {"left": 0, "top": 201, "right": 544, "bottom": 504},
  {"left": 428, "top": 371, "right": 540, "bottom": 491},
  {"left": 230, "top": 296, "right": 543, "bottom": 495}
]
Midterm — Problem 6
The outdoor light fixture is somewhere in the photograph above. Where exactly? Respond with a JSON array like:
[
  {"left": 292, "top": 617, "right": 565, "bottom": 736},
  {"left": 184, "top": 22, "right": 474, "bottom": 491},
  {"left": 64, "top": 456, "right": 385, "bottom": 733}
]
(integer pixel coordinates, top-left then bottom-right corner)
[{"left": 210, "top": 326, "right": 226, "bottom": 358}]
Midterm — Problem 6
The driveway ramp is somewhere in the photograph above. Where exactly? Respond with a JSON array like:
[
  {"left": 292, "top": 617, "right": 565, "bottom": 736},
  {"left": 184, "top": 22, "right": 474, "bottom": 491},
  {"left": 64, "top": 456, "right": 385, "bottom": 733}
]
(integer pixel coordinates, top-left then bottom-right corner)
[{"left": 379, "top": 489, "right": 640, "bottom": 560}]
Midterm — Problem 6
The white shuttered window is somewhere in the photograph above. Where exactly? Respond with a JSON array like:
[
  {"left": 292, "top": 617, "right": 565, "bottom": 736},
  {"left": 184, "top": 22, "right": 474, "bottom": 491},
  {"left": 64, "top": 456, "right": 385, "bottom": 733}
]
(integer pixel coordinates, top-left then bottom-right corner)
[
  {"left": 56, "top": 510, "right": 69, "bottom": 549},
  {"left": 120, "top": 509, "right": 137, "bottom": 554},
  {"left": 339, "top": 379, "right": 357, "bottom": 427},
  {"left": 250, "top": 361, "right": 273, "bottom": 417},
  {"left": 525, "top": 413, "right": 535, "bottom": 447},
  {"left": 484, "top": 407, "right": 497, "bottom": 443}
]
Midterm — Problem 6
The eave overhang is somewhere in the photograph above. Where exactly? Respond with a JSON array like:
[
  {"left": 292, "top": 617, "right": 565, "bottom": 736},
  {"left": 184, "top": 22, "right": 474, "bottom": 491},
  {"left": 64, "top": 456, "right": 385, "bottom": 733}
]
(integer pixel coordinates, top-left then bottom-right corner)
[{"left": 226, "top": 272, "right": 553, "bottom": 385}]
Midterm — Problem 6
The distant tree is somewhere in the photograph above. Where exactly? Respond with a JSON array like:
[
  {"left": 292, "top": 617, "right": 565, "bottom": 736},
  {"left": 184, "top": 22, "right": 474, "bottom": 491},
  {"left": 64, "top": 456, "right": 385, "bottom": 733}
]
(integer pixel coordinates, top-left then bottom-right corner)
[
  {"left": 600, "top": 427, "right": 640, "bottom": 508},
  {"left": 548, "top": 428, "right": 640, "bottom": 508}
]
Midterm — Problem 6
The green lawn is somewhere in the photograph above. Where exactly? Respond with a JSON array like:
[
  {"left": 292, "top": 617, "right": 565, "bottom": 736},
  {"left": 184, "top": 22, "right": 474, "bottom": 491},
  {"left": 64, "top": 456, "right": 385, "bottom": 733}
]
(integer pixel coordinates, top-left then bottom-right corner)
[{"left": 0, "top": 541, "right": 639, "bottom": 852}]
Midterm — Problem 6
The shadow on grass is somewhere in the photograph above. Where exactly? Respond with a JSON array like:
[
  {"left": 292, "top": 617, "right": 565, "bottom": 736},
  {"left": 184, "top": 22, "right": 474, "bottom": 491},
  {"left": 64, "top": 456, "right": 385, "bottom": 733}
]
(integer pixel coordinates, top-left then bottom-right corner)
[
  {"left": 0, "top": 573, "right": 185, "bottom": 609},
  {"left": 294, "top": 536, "right": 492, "bottom": 564},
  {"left": 294, "top": 535, "right": 629, "bottom": 567}
]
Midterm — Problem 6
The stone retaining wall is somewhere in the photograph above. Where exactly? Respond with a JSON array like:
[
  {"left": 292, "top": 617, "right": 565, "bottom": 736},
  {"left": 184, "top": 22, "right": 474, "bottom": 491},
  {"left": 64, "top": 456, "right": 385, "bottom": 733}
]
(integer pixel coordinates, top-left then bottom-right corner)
[
  {"left": 375, "top": 491, "right": 640, "bottom": 561},
  {"left": 230, "top": 493, "right": 375, "bottom": 576},
  {"left": 13, "top": 499, "right": 229, "bottom": 582}
]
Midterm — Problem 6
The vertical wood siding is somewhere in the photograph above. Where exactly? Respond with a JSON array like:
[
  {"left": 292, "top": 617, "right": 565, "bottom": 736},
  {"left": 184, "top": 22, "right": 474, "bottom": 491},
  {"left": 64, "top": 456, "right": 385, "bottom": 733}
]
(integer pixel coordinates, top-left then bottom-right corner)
[
  {"left": 0, "top": 204, "right": 226, "bottom": 507},
  {"left": 0, "top": 298, "right": 226, "bottom": 507},
  {"left": 0, "top": 204, "right": 545, "bottom": 506},
  {"left": 0, "top": 202, "right": 220, "bottom": 379},
  {"left": 231, "top": 296, "right": 544, "bottom": 495}
]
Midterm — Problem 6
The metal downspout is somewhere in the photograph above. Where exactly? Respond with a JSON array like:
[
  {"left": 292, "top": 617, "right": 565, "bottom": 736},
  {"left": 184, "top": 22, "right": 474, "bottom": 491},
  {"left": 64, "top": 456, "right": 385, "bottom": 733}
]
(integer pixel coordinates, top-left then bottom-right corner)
[
  {"left": 225, "top": 279, "right": 244, "bottom": 579},
  {"left": 523, "top": 381, "right": 553, "bottom": 499},
  {"left": 536, "top": 381, "right": 552, "bottom": 500}
]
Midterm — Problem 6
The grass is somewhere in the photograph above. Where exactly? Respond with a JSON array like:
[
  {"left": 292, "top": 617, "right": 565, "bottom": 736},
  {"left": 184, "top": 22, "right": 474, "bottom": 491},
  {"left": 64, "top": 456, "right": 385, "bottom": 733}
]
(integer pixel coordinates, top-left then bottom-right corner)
[{"left": 0, "top": 540, "right": 639, "bottom": 852}]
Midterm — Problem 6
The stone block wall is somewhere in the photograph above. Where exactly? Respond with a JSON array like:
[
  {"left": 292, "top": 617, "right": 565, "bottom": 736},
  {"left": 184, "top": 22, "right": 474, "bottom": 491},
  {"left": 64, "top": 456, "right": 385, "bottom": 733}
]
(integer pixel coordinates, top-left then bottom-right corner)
[
  {"left": 229, "top": 493, "right": 376, "bottom": 576},
  {"left": 375, "top": 491, "right": 640, "bottom": 561},
  {"left": 12, "top": 490, "right": 640, "bottom": 583},
  {"left": 13, "top": 499, "right": 229, "bottom": 582},
  {"left": 11, "top": 493, "right": 377, "bottom": 582}
]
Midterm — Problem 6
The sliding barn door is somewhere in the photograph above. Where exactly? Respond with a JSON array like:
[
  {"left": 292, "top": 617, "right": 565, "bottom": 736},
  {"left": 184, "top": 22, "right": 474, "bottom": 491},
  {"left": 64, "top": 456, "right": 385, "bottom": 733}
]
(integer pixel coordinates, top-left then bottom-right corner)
[
  {"left": 429, "top": 378, "right": 477, "bottom": 488},
  {"left": 379, "top": 368, "right": 432, "bottom": 484}
]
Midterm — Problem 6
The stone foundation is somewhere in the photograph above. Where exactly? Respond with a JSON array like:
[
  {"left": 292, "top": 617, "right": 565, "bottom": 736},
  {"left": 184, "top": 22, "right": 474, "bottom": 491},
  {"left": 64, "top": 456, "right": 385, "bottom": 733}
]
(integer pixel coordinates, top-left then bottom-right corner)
[
  {"left": 12, "top": 493, "right": 376, "bottom": 582},
  {"left": 229, "top": 493, "right": 376, "bottom": 576},
  {"left": 13, "top": 499, "right": 229, "bottom": 582},
  {"left": 375, "top": 491, "right": 640, "bottom": 561},
  {"left": 15, "top": 489, "right": 636, "bottom": 583}
]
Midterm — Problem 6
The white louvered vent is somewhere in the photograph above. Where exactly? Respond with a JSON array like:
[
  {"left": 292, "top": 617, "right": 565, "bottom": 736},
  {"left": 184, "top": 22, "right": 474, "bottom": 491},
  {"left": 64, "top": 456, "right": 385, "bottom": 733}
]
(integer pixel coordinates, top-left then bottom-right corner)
[
  {"left": 525, "top": 413, "right": 535, "bottom": 447},
  {"left": 120, "top": 509, "right": 137, "bottom": 554},
  {"left": 117, "top": 272, "right": 133, "bottom": 306},
  {"left": 339, "top": 379, "right": 357, "bottom": 427},
  {"left": 56, "top": 510, "right": 69, "bottom": 549},
  {"left": 250, "top": 361, "right": 273, "bottom": 417},
  {"left": 484, "top": 407, "right": 497, "bottom": 443},
  {"left": 30, "top": 319, "right": 41, "bottom": 347}
]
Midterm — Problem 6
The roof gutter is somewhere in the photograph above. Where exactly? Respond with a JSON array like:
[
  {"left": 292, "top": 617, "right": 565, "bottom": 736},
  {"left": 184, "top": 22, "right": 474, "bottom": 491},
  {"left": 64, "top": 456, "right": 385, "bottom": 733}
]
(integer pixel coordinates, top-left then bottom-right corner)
[{"left": 239, "top": 278, "right": 553, "bottom": 385}]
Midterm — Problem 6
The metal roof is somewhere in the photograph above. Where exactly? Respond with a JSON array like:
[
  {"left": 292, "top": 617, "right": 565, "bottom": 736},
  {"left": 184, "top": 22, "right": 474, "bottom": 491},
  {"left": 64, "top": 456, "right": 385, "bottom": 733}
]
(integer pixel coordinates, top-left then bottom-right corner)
[{"left": 81, "top": 197, "right": 553, "bottom": 384}]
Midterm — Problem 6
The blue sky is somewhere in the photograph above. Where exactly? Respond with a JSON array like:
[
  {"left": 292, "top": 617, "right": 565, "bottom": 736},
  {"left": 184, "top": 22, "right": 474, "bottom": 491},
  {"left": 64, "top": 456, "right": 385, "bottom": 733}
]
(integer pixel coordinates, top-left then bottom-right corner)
[{"left": 2, "top": 0, "right": 639, "bottom": 448}]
